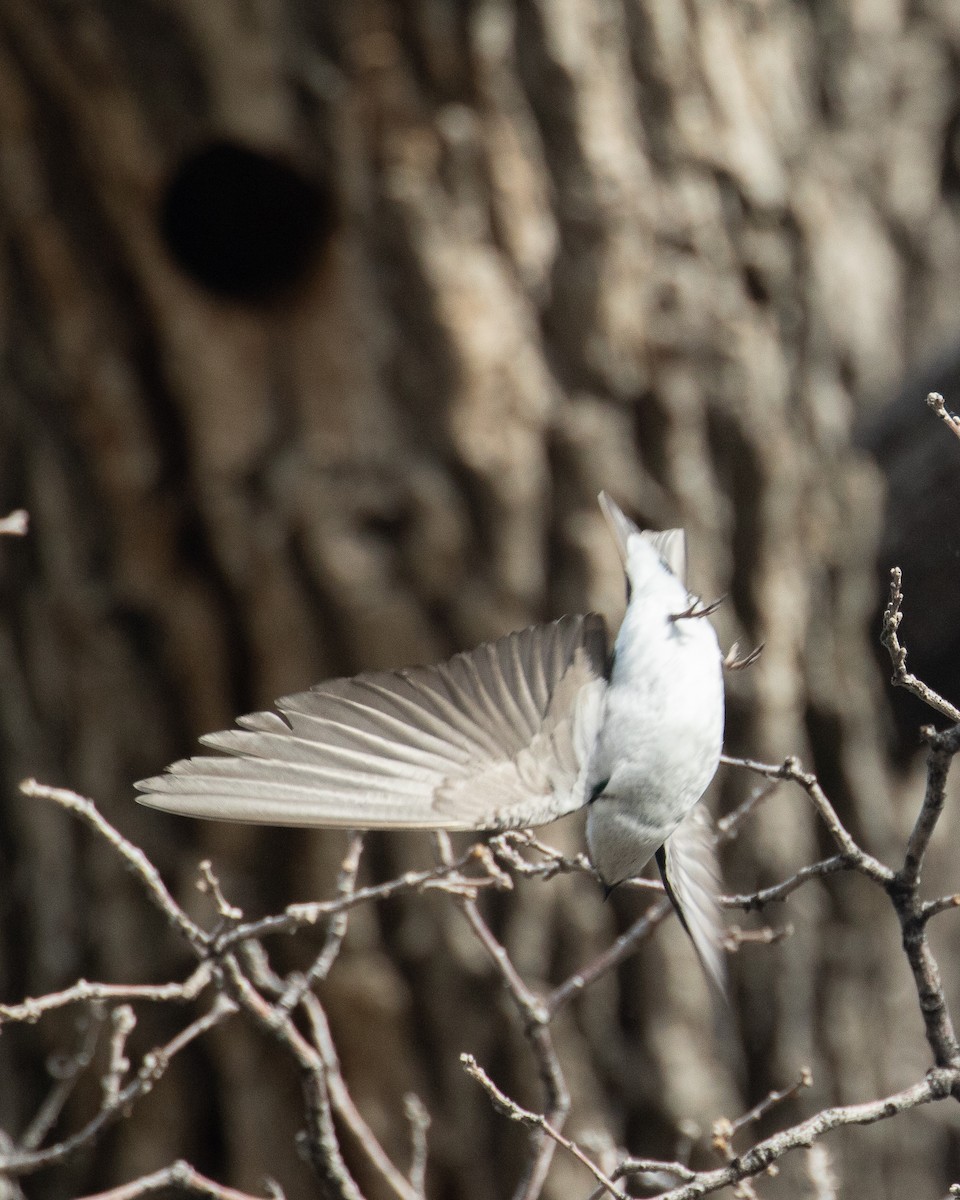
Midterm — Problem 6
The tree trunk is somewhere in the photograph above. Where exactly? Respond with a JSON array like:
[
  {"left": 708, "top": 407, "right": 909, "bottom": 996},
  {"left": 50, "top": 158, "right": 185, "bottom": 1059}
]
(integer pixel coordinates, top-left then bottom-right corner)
[{"left": 3, "top": 2, "right": 960, "bottom": 1197}]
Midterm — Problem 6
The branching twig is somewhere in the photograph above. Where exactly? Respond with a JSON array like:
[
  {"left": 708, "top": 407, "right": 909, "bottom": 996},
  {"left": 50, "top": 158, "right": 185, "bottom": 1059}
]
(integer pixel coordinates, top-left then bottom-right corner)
[
  {"left": 720, "top": 757, "right": 892, "bottom": 885},
  {"left": 0, "top": 998, "right": 236, "bottom": 1177},
  {"left": 224, "top": 942, "right": 422, "bottom": 1200},
  {"left": 19, "top": 1010, "right": 104, "bottom": 1152},
  {"left": 213, "top": 843, "right": 508, "bottom": 953},
  {"left": 650, "top": 1070, "right": 959, "bottom": 1200},
  {"left": 714, "top": 1069, "right": 813, "bottom": 1149},
  {"left": 490, "top": 831, "right": 595, "bottom": 881},
  {"left": 279, "top": 832, "right": 364, "bottom": 1015},
  {"left": 435, "top": 833, "right": 567, "bottom": 1200},
  {"left": 880, "top": 568, "right": 960, "bottom": 723}
]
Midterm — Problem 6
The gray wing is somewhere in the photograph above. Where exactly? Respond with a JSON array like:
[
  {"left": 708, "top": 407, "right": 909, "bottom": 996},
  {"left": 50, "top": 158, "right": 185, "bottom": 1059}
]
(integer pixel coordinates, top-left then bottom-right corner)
[
  {"left": 597, "top": 492, "right": 687, "bottom": 583},
  {"left": 136, "top": 614, "right": 609, "bottom": 831},
  {"left": 660, "top": 807, "right": 726, "bottom": 994}
]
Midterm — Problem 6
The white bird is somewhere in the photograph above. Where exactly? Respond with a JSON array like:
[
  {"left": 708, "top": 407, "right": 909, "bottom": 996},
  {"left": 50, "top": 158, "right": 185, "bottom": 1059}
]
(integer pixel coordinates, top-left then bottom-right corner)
[{"left": 136, "top": 493, "right": 726, "bottom": 985}]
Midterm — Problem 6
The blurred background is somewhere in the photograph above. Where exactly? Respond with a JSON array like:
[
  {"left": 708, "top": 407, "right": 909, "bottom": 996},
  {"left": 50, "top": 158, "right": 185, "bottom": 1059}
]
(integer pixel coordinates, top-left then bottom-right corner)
[{"left": 3, "top": 1, "right": 960, "bottom": 1196}]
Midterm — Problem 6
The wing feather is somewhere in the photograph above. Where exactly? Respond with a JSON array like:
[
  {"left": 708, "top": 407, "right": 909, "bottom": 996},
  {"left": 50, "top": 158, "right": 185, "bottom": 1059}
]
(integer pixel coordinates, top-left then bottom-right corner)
[
  {"left": 136, "top": 614, "right": 608, "bottom": 830},
  {"left": 662, "top": 807, "right": 726, "bottom": 994}
]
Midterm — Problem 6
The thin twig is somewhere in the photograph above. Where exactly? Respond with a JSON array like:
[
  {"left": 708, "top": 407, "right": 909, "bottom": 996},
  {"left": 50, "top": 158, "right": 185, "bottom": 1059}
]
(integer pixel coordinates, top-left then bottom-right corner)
[
  {"left": 0, "top": 968, "right": 213, "bottom": 1025},
  {"left": 196, "top": 861, "right": 243, "bottom": 921},
  {"left": 461, "top": 1055, "right": 628, "bottom": 1200},
  {"left": 279, "top": 832, "right": 364, "bottom": 1015},
  {"left": 102, "top": 1006, "right": 137, "bottom": 1108},
  {"left": 651, "top": 1069, "right": 959, "bottom": 1199},
  {"left": 434, "top": 833, "right": 567, "bottom": 1200},
  {"left": 721, "top": 857, "right": 847, "bottom": 912},
  {"left": 920, "top": 893, "right": 960, "bottom": 923},
  {"left": 880, "top": 568, "right": 960, "bottom": 723},
  {"left": 722, "top": 924, "right": 792, "bottom": 951},
  {"left": 546, "top": 898, "right": 673, "bottom": 1017},
  {"left": 875, "top": 587, "right": 960, "bottom": 1068},
  {"left": 0, "top": 999, "right": 236, "bottom": 1177},
  {"left": 490, "top": 831, "right": 595, "bottom": 882},
  {"left": 901, "top": 724, "right": 960, "bottom": 890},
  {"left": 214, "top": 843, "right": 507, "bottom": 953},
  {"left": 718, "top": 1070, "right": 812, "bottom": 1144},
  {"left": 75, "top": 1160, "right": 281, "bottom": 1200},
  {"left": 19, "top": 1009, "right": 104, "bottom": 1151},
  {"left": 714, "top": 776, "right": 781, "bottom": 842},
  {"left": 18, "top": 781, "right": 208, "bottom": 954},
  {"left": 301, "top": 992, "right": 423, "bottom": 1200},
  {"left": 720, "top": 758, "right": 892, "bottom": 885},
  {"left": 926, "top": 391, "right": 960, "bottom": 443},
  {"left": 217, "top": 956, "right": 365, "bottom": 1200}
]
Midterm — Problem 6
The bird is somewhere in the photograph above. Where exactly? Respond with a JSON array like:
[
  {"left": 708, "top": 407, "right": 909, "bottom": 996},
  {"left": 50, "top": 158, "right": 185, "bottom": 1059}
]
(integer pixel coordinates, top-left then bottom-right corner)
[{"left": 136, "top": 493, "right": 726, "bottom": 986}]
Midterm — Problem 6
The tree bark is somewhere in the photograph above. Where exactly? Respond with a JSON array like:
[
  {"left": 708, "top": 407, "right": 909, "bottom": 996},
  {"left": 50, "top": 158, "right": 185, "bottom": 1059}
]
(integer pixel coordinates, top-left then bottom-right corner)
[{"left": 3, "top": 1, "right": 960, "bottom": 1197}]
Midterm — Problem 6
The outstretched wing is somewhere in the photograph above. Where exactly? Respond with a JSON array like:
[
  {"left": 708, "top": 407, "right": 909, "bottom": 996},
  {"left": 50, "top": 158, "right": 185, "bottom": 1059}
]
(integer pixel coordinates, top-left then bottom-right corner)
[
  {"left": 657, "top": 806, "right": 726, "bottom": 994},
  {"left": 136, "top": 614, "right": 609, "bottom": 831}
]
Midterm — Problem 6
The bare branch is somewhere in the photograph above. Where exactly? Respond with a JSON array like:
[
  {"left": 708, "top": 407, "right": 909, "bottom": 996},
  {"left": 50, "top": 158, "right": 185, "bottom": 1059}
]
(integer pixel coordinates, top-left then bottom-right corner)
[
  {"left": 720, "top": 757, "right": 892, "bottom": 886},
  {"left": 901, "top": 724, "right": 960, "bottom": 890},
  {"left": 0, "top": 968, "right": 213, "bottom": 1025},
  {"left": 216, "top": 955, "right": 366, "bottom": 1200},
  {"left": 0, "top": 998, "right": 236, "bottom": 1177},
  {"left": 880, "top": 568, "right": 960, "bottom": 723},
  {"left": 300, "top": 991, "right": 424, "bottom": 1200},
  {"left": 196, "top": 860, "right": 243, "bottom": 921},
  {"left": 721, "top": 856, "right": 848, "bottom": 912},
  {"left": 461, "top": 1055, "right": 628, "bottom": 1200},
  {"left": 490, "top": 831, "right": 595, "bottom": 882},
  {"left": 18, "top": 780, "right": 208, "bottom": 955},
  {"left": 19, "top": 1010, "right": 103, "bottom": 1152},
  {"left": 75, "top": 1160, "right": 281, "bottom": 1200},
  {"left": 715, "top": 1069, "right": 812, "bottom": 1148},
  {"left": 278, "top": 832, "right": 364, "bottom": 1015},
  {"left": 233, "top": 935, "right": 452, "bottom": 1200},
  {"left": 546, "top": 898, "right": 673, "bottom": 1017},
  {"left": 715, "top": 776, "right": 783, "bottom": 841},
  {"left": 214, "top": 841, "right": 508, "bottom": 953},
  {"left": 721, "top": 924, "right": 792, "bottom": 951},
  {"left": 651, "top": 1069, "right": 959, "bottom": 1199},
  {"left": 434, "top": 833, "right": 567, "bottom": 1200}
]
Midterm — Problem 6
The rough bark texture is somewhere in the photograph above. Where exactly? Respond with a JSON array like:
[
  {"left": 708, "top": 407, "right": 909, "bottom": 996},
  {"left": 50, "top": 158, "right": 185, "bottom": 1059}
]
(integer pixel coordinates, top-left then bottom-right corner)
[{"left": 3, "top": 1, "right": 960, "bottom": 1197}]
